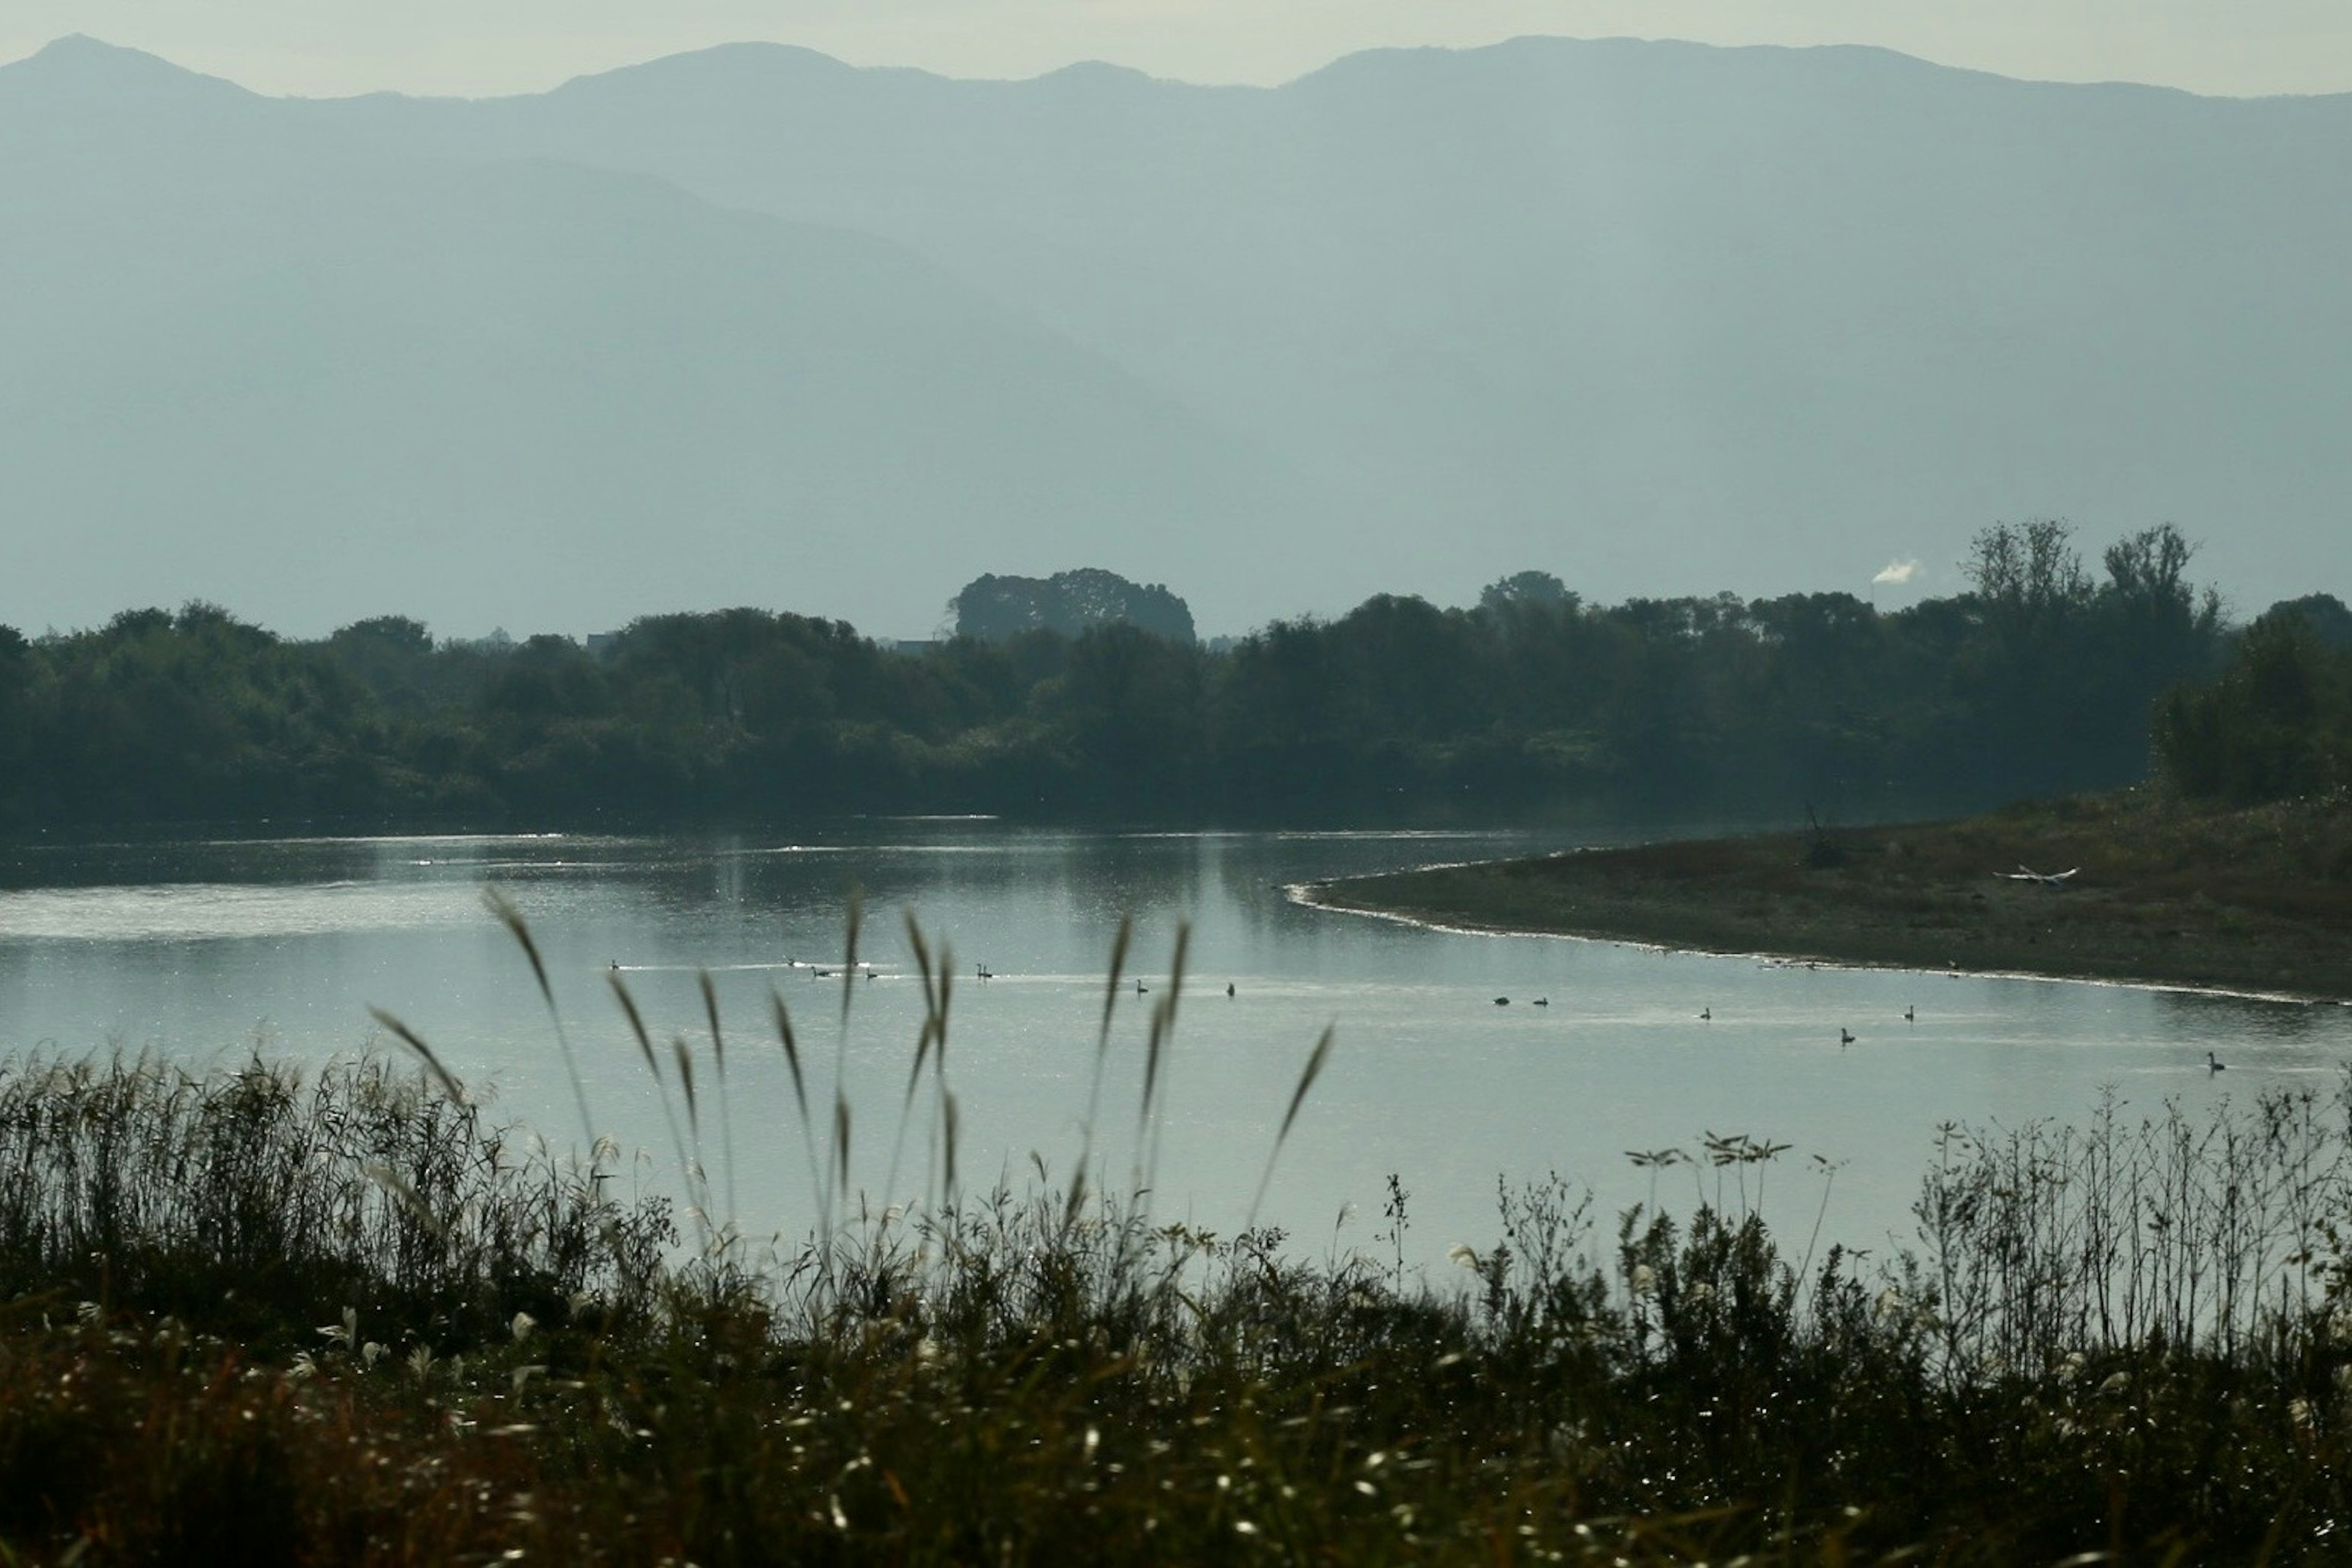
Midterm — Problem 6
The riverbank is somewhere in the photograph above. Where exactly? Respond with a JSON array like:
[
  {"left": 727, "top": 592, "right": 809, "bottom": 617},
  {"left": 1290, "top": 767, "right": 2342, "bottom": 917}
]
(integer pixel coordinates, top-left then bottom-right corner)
[{"left": 1310, "top": 790, "right": 2352, "bottom": 1001}]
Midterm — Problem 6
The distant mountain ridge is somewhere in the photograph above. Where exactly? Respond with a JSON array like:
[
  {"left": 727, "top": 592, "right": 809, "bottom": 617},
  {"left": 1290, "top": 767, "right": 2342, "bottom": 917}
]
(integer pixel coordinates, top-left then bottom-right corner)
[
  {"left": 2, "top": 34, "right": 2348, "bottom": 638},
  {"left": 0, "top": 36, "right": 1280, "bottom": 638}
]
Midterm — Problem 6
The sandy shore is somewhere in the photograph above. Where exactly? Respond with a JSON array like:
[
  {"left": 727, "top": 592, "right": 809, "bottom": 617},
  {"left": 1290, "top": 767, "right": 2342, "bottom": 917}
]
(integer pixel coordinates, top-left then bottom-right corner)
[{"left": 1307, "top": 792, "right": 2352, "bottom": 1002}]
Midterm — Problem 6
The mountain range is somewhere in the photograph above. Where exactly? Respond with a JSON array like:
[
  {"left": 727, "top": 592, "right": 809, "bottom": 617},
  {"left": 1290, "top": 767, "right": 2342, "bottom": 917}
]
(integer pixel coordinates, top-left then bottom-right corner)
[{"left": 3, "top": 33, "right": 2346, "bottom": 637}]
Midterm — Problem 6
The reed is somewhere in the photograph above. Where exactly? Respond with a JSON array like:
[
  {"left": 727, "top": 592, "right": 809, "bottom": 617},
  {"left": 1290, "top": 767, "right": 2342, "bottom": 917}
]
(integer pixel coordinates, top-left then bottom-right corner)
[
  {"left": 3, "top": 906, "right": 2351, "bottom": 1561},
  {"left": 0, "top": 1050, "right": 670, "bottom": 1354}
]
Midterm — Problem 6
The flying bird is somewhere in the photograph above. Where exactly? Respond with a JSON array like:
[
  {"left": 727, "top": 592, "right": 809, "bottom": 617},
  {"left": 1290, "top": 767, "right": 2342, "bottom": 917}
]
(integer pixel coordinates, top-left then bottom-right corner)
[{"left": 1999, "top": 865, "right": 2079, "bottom": 886}]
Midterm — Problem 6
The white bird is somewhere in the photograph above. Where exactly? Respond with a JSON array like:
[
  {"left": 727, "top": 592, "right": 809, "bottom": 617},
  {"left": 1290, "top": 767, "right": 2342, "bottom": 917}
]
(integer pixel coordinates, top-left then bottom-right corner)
[{"left": 1999, "top": 865, "right": 2080, "bottom": 886}]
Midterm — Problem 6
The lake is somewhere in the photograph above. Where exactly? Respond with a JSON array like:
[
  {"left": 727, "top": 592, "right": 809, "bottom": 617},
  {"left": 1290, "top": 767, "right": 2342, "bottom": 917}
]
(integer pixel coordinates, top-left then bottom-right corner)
[{"left": 4, "top": 822, "right": 2347, "bottom": 1271}]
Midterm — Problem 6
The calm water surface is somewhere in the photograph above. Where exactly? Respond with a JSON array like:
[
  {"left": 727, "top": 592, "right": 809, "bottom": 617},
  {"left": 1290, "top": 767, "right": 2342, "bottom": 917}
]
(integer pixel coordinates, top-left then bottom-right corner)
[{"left": 4, "top": 824, "right": 2347, "bottom": 1268}]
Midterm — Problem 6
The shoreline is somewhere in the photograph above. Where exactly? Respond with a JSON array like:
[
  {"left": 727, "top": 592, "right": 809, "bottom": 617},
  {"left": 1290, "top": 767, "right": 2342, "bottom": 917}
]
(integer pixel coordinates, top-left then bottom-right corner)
[
  {"left": 1298, "top": 792, "right": 2352, "bottom": 1005},
  {"left": 1289, "top": 880, "right": 2345, "bottom": 1009}
]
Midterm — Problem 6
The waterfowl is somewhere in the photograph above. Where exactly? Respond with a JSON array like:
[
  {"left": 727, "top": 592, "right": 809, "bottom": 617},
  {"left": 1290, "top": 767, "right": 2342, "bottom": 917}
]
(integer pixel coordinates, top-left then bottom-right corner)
[
  {"left": 1493, "top": 997, "right": 1509, "bottom": 1006},
  {"left": 1532, "top": 997, "right": 1548, "bottom": 1006},
  {"left": 2207, "top": 1051, "right": 2227, "bottom": 1073},
  {"left": 1226, "top": 982, "right": 1235, "bottom": 997},
  {"left": 1904, "top": 1005, "right": 1916, "bottom": 1023},
  {"left": 1699, "top": 1007, "right": 1711, "bottom": 1022},
  {"left": 1840, "top": 1028, "right": 1856, "bottom": 1047}
]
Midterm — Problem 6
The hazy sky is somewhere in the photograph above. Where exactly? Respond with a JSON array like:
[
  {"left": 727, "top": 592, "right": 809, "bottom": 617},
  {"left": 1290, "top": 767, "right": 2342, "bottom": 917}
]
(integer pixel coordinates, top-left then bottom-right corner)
[{"left": 5, "top": 0, "right": 2349, "bottom": 99}]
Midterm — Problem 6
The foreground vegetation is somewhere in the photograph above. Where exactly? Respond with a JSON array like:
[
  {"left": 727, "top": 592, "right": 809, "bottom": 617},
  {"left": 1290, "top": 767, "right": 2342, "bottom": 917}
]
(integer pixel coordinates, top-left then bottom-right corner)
[
  {"left": 4, "top": 522, "right": 2318, "bottom": 832},
  {"left": 7, "top": 928, "right": 2352, "bottom": 1560}
]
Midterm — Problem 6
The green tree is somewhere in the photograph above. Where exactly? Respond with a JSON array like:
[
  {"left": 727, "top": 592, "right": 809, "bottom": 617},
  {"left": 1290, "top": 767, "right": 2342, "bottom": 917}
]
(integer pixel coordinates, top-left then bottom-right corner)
[
  {"left": 2155, "top": 608, "right": 2349, "bottom": 801},
  {"left": 951, "top": 569, "right": 1196, "bottom": 645}
]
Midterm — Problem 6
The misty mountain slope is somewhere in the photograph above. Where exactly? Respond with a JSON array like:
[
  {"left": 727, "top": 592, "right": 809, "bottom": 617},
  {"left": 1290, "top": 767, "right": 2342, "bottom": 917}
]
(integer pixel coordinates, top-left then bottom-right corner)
[
  {"left": 332, "top": 36, "right": 2352, "bottom": 611},
  {"left": 0, "top": 39, "right": 1287, "bottom": 638},
  {"left": 7, "top": 33, "right": 2352, "bottom": 638}
]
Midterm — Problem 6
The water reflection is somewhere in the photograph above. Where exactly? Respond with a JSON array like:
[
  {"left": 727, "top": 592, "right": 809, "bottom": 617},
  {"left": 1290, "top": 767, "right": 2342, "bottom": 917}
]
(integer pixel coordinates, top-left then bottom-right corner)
[
  {"left": 1, "top": 823, "right": 2346, "bottom": 1275},
  {"left": 2157, "top": 984, "right": 2352, "bottom": 1042}
]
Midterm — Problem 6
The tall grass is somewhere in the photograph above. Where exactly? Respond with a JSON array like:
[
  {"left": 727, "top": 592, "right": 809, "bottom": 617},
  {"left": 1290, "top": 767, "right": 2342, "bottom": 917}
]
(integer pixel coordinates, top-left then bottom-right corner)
[
  {"left": 1917, "top": 1085, "right": 2349, "bottom": 1373},
  {"left": 2, "top": 905, "right": 2351, "bottom": 1560},
  {"left": 0, "top": 1050, "right": 672, "bottom": 1352}
]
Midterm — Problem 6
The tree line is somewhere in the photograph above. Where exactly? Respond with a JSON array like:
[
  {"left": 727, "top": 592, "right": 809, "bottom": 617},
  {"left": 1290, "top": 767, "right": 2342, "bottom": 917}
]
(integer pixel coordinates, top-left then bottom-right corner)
[
  {"left": 2155, "top": 592, "right": 2351, "bottom": 804},
  {"left": 0, "top": 522, "right": 2331, "bottom": 834}
]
